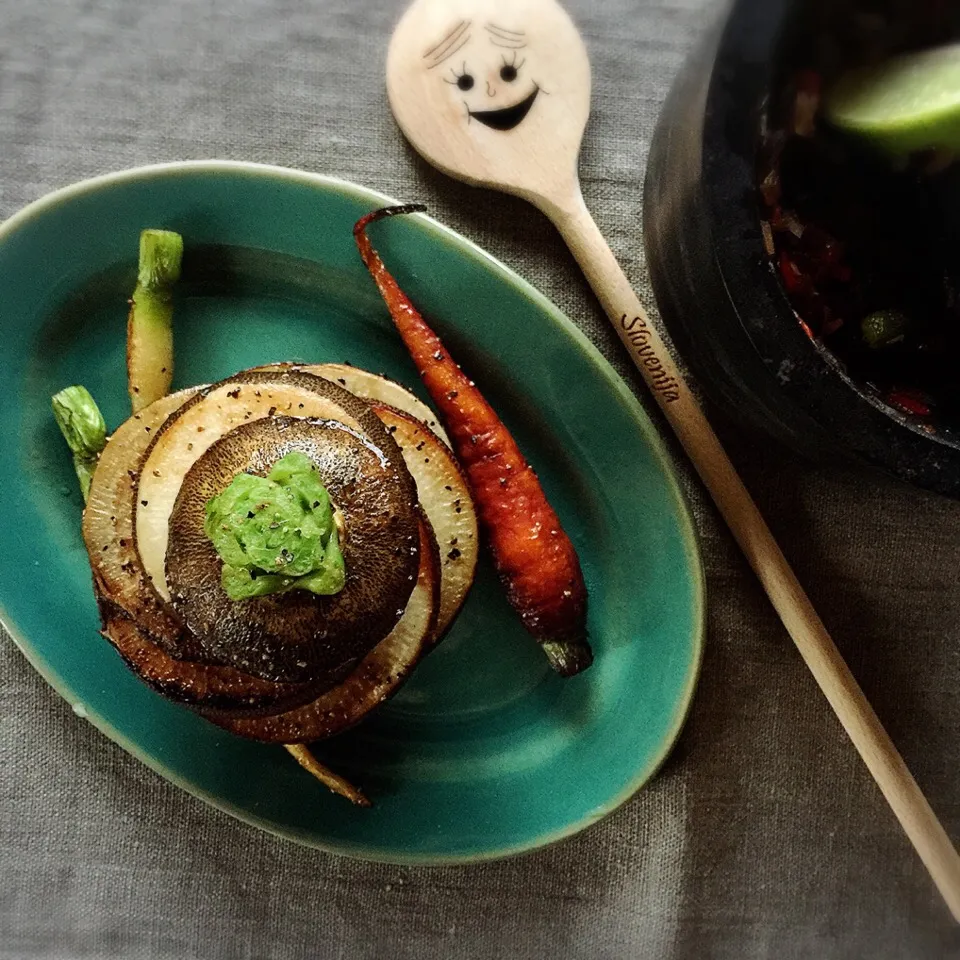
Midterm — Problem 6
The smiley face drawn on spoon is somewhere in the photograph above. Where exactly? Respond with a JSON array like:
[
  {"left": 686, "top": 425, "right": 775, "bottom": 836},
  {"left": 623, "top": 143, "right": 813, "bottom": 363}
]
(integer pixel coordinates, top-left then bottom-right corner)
[
  {"left": 388, "top": 0, "right": 591, "bottom": 198},
  {"left": 424, "top": 21, "right": 541, "bottom": 131}
]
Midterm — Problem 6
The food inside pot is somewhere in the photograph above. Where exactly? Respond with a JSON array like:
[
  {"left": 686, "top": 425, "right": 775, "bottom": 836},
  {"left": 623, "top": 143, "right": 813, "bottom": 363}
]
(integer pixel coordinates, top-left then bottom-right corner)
[{"left": 758, "top": 1, "right": 960, "bottom": 433}]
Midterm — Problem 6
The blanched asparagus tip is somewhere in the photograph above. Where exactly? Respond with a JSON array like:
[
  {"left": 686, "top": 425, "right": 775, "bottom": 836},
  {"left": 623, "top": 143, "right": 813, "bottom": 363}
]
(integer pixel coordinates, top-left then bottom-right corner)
[
  {"left": 138, "top": 229, "right": 184, "bottom": 290},
  {"left": 51, "top": 385, "right": 107, "bottom": 459},
  {"left": 353, "top": 204, "right": 428, "bottom": 237},
  {"left": 542, "top": 639, "right": 594, "bottom": 678}
]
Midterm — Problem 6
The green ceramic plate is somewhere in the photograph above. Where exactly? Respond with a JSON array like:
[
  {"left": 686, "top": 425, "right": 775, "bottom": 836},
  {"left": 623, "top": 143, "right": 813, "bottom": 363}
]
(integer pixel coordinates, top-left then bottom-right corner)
[{"left": 0, "top": 161, "right": 703, "bottom": 864}]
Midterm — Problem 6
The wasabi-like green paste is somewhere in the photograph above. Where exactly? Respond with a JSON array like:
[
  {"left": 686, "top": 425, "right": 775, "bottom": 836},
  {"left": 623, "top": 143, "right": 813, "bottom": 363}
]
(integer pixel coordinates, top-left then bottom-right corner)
[{"left": 203, "top": 451, "right": 346, "bottom": 601}]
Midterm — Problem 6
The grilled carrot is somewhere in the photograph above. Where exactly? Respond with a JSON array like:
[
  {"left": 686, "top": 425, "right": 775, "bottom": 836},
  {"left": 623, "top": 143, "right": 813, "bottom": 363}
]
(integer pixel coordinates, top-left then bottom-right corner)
[{"left": 354, "top": 206, "right": 592, "bottom": 677}]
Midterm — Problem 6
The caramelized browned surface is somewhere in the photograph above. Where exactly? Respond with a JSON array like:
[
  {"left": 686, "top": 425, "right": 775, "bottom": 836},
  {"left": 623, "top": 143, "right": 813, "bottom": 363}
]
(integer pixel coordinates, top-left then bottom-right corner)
[{"left": 100, "top": 607, "right": 321, "bottom": 716}]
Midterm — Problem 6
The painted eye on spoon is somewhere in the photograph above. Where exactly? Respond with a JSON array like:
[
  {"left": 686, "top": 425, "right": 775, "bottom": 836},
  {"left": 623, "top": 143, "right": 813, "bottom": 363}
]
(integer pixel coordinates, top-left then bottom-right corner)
[
  {"left": 457, "top": 74, "right": 474, "bottom": 91},
  {"left": 499, "top": 64, "right": 517, "bottom": 82}
]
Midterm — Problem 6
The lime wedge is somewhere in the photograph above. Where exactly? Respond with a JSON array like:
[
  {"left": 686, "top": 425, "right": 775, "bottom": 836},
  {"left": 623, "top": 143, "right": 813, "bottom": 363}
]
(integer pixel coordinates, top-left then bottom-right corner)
[{"left": 824, "top": 44, "right": 960, "bottom": 155}]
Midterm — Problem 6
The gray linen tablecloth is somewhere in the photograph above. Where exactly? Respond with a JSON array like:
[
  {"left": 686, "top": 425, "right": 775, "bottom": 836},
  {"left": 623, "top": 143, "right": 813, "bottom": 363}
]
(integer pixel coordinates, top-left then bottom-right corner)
[{"left": 2, "top": 1, "right": 960, "bottom": 957}]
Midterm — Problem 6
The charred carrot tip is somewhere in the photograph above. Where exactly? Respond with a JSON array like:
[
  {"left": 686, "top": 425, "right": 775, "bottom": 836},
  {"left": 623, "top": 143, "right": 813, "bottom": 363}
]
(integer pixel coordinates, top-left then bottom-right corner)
[{"left": 353, "top": 204, "right": 429, "bottom": 238}]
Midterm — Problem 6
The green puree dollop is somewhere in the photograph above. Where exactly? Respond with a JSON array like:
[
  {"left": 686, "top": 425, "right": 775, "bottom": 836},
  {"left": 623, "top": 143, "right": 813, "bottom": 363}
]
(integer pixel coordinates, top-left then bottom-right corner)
[{"left": 204, "top": 451, "right": 346, "bottom": 601}]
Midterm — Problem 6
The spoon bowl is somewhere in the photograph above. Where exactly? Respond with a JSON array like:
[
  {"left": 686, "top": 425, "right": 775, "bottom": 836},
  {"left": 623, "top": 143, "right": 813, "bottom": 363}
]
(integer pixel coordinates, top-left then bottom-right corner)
[{"left": 387, "top": 0, "right": 590, "bottom": 205}]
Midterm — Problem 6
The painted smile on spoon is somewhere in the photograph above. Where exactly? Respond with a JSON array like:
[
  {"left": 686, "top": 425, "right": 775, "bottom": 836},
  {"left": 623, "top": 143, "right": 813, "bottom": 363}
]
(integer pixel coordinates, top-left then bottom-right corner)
[{"left": 469, "top": 85, "right": 539, "bottom": 130}]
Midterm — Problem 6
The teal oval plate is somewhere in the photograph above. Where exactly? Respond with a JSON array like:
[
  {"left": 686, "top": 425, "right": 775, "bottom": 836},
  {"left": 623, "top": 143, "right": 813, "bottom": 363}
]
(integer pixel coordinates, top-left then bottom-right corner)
[{"left": 0, "top": 162, "right": 704, "bottom": 864}]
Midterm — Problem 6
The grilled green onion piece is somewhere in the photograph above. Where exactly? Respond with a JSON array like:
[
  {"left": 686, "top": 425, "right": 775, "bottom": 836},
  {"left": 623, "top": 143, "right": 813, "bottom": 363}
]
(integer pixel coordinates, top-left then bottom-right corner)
[
  {"left": 51, "top": 385, "right": 107, "bottom": 502},
  {"left": 128, "top": 229, "right": 183, "bottom": 413}
]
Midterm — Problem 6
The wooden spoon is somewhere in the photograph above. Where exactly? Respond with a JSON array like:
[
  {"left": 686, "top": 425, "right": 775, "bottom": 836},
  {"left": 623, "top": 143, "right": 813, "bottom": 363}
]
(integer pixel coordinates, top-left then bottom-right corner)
[{"left": 386, "top": 0, "right": 960, "bottom": 919}]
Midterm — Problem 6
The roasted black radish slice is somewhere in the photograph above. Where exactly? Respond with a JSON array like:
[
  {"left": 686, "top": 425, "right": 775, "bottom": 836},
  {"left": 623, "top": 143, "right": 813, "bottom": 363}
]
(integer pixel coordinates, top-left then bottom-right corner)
[
  {"left": 100, "top": 610, "right": 319, "bottom": 716},
  {"left": 208, "top": 515, "right": 440, "bottom": 743},
  {"left": 255, "top": 366, "right": 476, "bottom": 635},
  {"left": 83, "top": 388, "right": 201, "bottom": 653},
  {"left": 135, "top": 369, "right": 398, "bottom": 608},
  {"left": 371, "top": 404, "right": 477, "bottom": 638},
  {"left": 256, "top": 362, "right": 452, "bottom": 448},
  {"left": 165, "top": 415, "right": 420, "bottom": 686}
]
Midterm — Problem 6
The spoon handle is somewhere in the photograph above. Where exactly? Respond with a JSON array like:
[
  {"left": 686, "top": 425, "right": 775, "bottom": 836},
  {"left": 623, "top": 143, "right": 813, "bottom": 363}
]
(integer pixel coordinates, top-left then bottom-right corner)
[{"left": 545, "top": 188, "right": 960, "bottom": 921}]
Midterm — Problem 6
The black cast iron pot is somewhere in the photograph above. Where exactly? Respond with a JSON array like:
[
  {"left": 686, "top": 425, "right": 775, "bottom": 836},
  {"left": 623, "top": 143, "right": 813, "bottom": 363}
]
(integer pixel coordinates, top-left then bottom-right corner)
[{"left": 643, "top": 0, "right": 960, "bottom": 497}]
